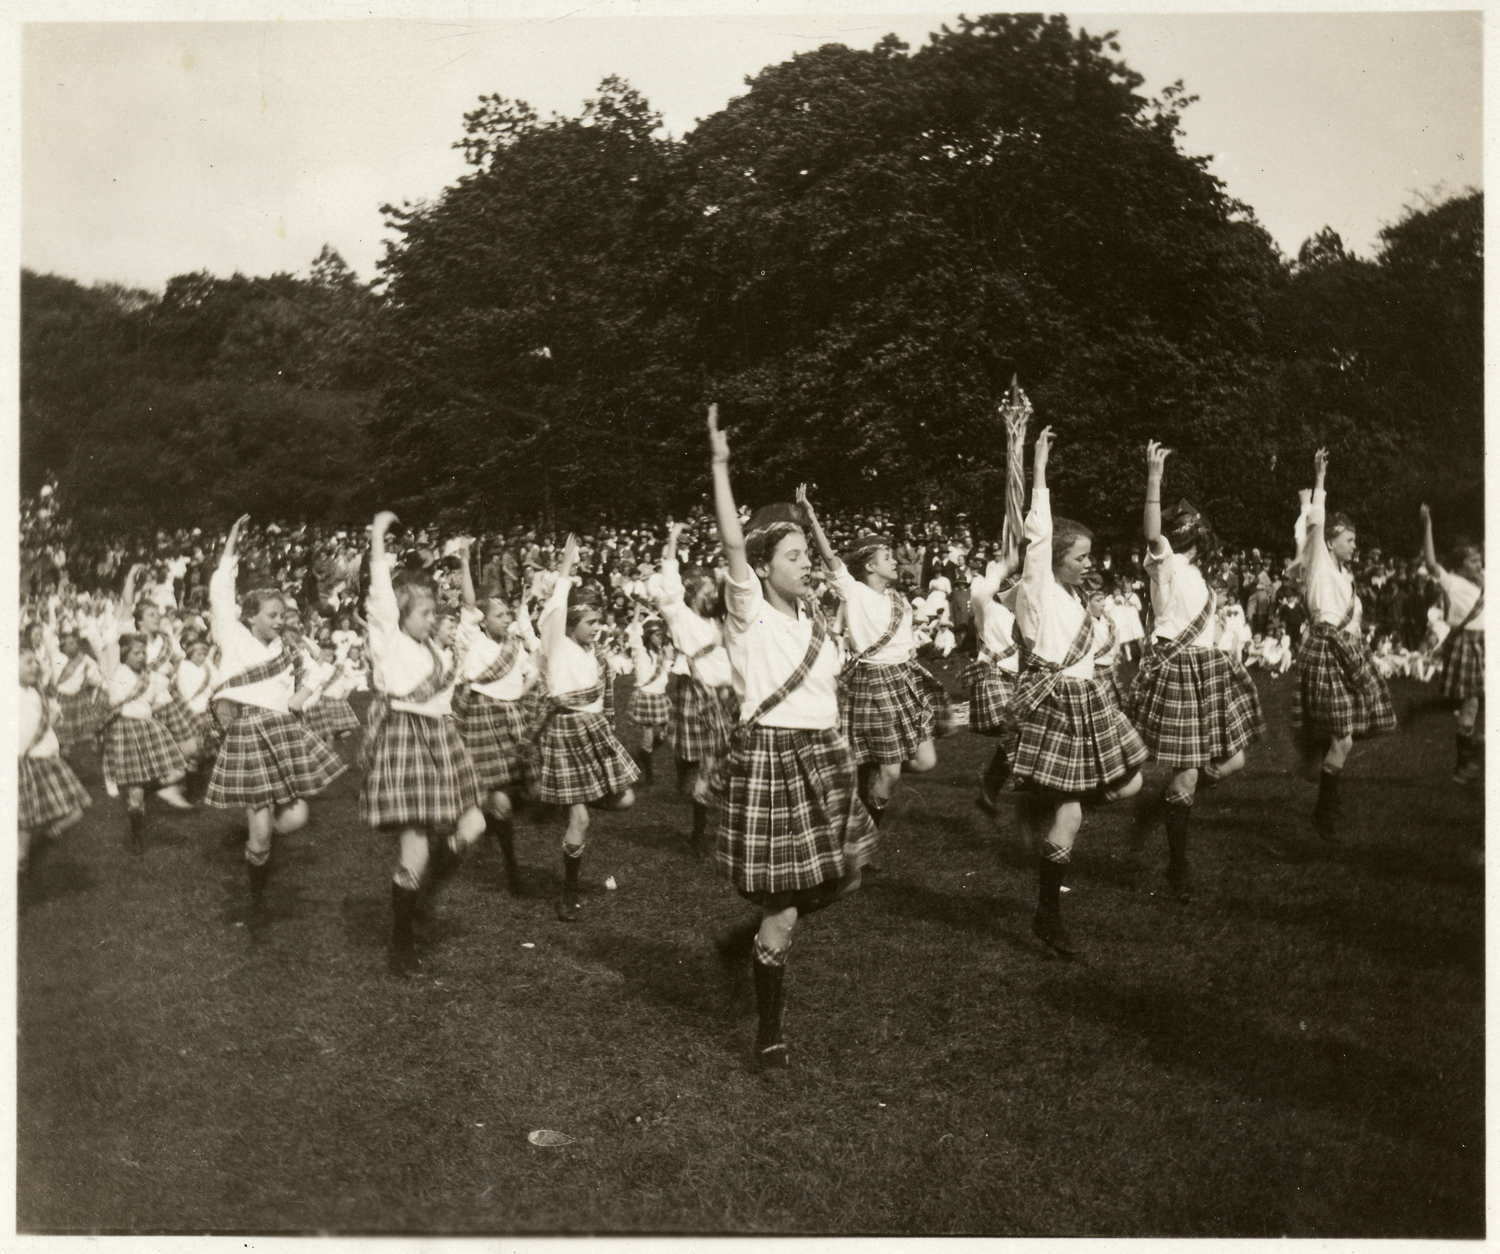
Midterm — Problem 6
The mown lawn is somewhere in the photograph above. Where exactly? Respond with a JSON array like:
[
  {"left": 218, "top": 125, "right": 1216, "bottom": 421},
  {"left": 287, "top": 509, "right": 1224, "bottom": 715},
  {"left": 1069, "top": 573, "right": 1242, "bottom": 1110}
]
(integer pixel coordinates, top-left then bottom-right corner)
[{"left": 17, "top": 668, "right": 1484, "bottom": 1236}]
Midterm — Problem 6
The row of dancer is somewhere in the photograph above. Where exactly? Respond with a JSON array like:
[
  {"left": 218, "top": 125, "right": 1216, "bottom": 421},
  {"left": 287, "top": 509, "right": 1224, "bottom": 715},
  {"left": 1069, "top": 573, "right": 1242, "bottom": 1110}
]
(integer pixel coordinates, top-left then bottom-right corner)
[{"left": 18, "top": 412, "right": 1480, "bottom": 1074}]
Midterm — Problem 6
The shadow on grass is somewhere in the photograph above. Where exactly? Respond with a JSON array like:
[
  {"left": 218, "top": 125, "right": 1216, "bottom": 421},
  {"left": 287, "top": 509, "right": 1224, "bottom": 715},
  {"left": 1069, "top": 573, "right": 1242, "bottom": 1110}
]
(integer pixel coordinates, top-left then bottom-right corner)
[
  {"left": 19, "top": 850, "right": 96, "bottom": 912},
  {"left": 862, "top": 877, "right": 1045, "bottom": 959},
  {"left": 585, "top": 929, "right": 736, "bottom": 1027},
  {"left": 1035, "top": 971, "right": 1482, "bottom": 1158},
  {"left": 1217, "top": 893, "right": 1484, "bottom": 978}
]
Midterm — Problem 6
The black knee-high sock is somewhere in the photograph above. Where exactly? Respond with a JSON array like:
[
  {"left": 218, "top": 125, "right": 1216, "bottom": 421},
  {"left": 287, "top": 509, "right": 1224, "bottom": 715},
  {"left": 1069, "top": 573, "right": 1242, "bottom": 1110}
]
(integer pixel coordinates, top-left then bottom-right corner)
[
  {"left": 127, "top": 806, "right": 146, "bottom": 853},
  {"left": 752, "top": 942, "right": 788, "bottom": 1055},
  {"left": 1164, "top": 801, "right": 1192, "bottom": 897},
  {"left": 675, "top": 757, "right": 695, "bottom": 792},
  {"left": 1037, "top": 845, "right": 1068, "bottom": 914},
  {"left": 493, "top": 814, "right": 520, "bottom": 888},
  {"left": 1314, "top": 769, "right": 1341, "bottom": 834},
  {"left": 246, "top": 854, "right": 272, "bottom": 906},
  {"left": 691, "top": 800, "right": 708, "bottom": 853},
  {"left": 563, "top": 846, "right": 583, "bottom": 903},
  {"left": 390, "top": 882, "right": 419, "bottom": 964},
  {"left": 983, "top": 744, "right": 1011, "bottom": 794}
]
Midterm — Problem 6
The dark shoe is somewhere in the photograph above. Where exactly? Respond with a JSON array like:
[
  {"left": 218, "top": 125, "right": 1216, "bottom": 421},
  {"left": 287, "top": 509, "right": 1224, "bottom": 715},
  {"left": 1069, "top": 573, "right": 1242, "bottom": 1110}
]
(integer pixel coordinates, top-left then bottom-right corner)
[
  {"left": 1031, "top": 909, "right": 1077, "bottom": 958},
  {"left": 555, "top": 897, "right": 581, "bottom": 923}
]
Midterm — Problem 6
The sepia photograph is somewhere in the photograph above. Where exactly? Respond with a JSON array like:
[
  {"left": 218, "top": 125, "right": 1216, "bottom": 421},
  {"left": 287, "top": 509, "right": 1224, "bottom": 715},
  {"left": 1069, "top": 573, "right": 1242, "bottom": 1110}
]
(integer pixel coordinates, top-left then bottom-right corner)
[{"left": 14, "top": 2, "right": 1484, "bottom": 1237}]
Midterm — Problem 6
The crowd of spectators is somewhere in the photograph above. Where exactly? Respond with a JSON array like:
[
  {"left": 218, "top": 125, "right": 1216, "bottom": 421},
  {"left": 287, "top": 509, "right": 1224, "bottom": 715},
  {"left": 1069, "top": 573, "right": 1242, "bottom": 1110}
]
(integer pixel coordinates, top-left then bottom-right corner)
[{"left": 19, "top": 485, "right": 1450, "bottom": 679}]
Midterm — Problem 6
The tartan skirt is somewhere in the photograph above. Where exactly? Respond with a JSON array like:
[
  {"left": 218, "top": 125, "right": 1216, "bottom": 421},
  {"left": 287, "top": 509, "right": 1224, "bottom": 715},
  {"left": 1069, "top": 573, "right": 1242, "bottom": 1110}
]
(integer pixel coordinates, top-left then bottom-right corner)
[
  {"left": 708, "top": 725, "right": 877, "bottom": 896},
  {"left": 1439, "top": 630, "right": 1484, "bottom": 702},
  {"left": 1012, "top": 676, "right": 1150, "bottom": 794},
  {"left": 961, "top": 657, "right": 1017, "bottom": 736},
  {"left": 104, "top": 715, "right": 189, "bottom": 787},
  {"left": 56, "top": 688, "right": 107, "bottom": 748},
  {"left": 360, "top": 709, "right": 482, "bottom": 828},
  {"left": 1128, "top": 645, "right": 1264, "bottom": 769},
  {"left": 1295, "top": 627, "right": 1398, "bottom": 743},
  {"left": 841, "top": 662, "right": 935, "bottom": 765},
  {"left": 530, "top": 710, "right": 640, "bottom": 806},
  {"left": 19, "top": 754, "right": 91, "bottom": 829},
  {"left": 630, "top": 688, "right": 671, "bottom": 730},
  {"left": 671, "top": 679, "right": 739, "bottom": 765},
  {"left": 456, "top": 691, "right": 529, "bottom": 790},
  {"left": 152, "top": 693, "right": 198, "bottom": 745},
  {"left": 206, "top": 706, "right": 347, "bottom": 810},
  {"left": 300, "top": 697, "right": 362, "bottom": 746}
]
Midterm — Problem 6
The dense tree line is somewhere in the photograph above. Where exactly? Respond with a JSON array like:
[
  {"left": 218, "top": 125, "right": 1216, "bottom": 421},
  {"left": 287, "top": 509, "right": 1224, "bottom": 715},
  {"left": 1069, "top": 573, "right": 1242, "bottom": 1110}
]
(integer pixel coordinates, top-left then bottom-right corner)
[{"left": 21, "top": 14, "right": 1483, "bottom": 549}]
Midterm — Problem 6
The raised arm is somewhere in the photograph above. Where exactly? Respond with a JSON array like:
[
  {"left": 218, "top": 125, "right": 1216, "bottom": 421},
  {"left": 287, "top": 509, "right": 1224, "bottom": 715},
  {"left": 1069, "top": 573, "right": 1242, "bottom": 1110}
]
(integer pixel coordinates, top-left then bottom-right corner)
[
  {"left": 457, "top": 536, "right": 478, "bottom": 611},
  {"left": 1021, "top": 426, "right": 1056, "bottom": 596},
  {"left": 795, "top": 483, "right": 842, "bottom": 571},
  {"left": 1419, "top": 504, "right": 1445, "bottom": 579},
  {"left": 538, "top": 535, "right": 577, "bottom": 659},
  {"left": 210, "top": 515, "right": 250, "bottom": 643},
  {"left": 662, "top": 520, "right": 684, "bottom": 566},
  {"left": 1143, "top": 441, "right": 1171, "bottom": 554},
  {"left": 708, "top": 405, "right": 750, "bottom": 585},
  {"left": 1306, "top": 447, "right": 1329, "bottom": 547}
]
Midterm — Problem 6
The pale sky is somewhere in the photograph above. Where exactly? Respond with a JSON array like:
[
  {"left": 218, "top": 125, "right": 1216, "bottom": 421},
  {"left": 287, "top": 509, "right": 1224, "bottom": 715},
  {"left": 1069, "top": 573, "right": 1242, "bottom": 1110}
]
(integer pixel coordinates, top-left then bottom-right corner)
[{"left": 19, "top": 6, "right": 1484, "bottom": 292}]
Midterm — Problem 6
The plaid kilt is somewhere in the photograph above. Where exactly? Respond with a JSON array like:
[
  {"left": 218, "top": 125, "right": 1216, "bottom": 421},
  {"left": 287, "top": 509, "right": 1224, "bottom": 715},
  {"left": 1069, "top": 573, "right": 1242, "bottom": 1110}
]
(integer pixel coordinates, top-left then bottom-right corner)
[
  {"left": 456, "top": 691, "right": 529, "bottom": 790},
  {"left": 530, "top": 710, "right": 640, "bottom": 806},
  {"left": 152, "top": 692, "right": 198, "bottom": 745},
  {"left": 104, "top": 715, "right": 189, "bottom": 787},
  {"left": 360, "top": 710, "right": 482, "bottom": 828},
  {"left": 1295, "top": 625, "right": 1397, "bottom": 743},
  {"left": 707, "top": 725, "right": 877, "bottom": 896},
  {"left": 18, "top": 755, "right": 91, "bottom": 829},
  {"left": 206, "top": 705, "right": 347, "bottom": 810},
  {"left": 841, "top": 662, "right": 935, "bottom": 765},
  {"left": 56, "top": 688, "right": 107, "bottom": 748},
  {"left": 961, "top": 657, "right": 1017, "bottom": 736},
  {"left": 1128, "top": 645, "right": 1264, "bottom": 769},
  {"left": 630, "top": 688, "right": 671, "bottom": 730},
  {"left": 300, "top": 697, "right": 362, "bottom": 746},
  {"left": 1439, "top": 630, "right": 1484, "bottom": 702},
  {"left": 671, "top": 678, "right": 739, "bottom": 765},
  {"left": 1012, "top": 676, "right": 1149, "bottom": 794}
]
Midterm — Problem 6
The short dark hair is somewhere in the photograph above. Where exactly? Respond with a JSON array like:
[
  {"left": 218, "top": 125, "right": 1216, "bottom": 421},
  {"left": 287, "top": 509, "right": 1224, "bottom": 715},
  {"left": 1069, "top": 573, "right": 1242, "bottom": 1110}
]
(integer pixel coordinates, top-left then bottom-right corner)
[{"left": 746, "top": 522, "right": 805, "bottom": 572}]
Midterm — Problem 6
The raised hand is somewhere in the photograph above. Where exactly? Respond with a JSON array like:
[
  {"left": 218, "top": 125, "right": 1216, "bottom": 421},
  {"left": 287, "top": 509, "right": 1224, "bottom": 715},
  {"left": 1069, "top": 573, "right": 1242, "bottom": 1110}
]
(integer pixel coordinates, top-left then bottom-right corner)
[
  {"left": 1313, "top": 447, "right": 1329, "bottom": 482},
  {"left": 795, "top": 482, "right": 816, "bottom": 518},
  {"left": 373, "top": 511, "right": 400, "bottom": 538},
  {"left": 1419, "top": 503, "right": 1432, "bottom": 525},
  {"left": 224, "top": 515, "right": 251, "bottom": 556},
  {"left": 1034, "top": 425, "right": 1055, "bottom": 469},
  {"left": 1145, "top": 440, "right": 1172, "bottom": 480},
  {"left": 707, "top": 403, "right": 729, "bottom": 464}
]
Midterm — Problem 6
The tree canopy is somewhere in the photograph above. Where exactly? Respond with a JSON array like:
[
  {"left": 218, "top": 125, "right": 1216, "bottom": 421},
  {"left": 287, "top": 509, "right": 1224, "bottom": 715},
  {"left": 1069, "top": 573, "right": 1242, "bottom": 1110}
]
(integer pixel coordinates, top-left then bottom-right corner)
[{"left": 21, "top": 14, "right": 1484, "bottom": 550}]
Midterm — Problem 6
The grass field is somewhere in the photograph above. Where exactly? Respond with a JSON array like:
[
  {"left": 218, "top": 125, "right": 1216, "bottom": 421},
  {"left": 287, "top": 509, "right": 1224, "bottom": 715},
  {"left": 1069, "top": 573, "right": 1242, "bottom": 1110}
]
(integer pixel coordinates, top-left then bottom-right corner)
[{"left": 17, "top": 666, "right": 1484, "bottom": 1236}]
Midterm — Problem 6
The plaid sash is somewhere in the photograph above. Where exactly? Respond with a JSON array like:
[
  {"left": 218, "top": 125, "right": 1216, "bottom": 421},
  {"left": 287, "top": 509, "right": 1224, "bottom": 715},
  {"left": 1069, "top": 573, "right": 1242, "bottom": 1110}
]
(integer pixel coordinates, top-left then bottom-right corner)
[
  {"left": 470, "top": 634, "right": 522, "bottom": 686},
  {"left": 454, "top": 633, "right": 523, "bottom": 717},
  {"left": 841, "top": 589, "right": 905, "bottom": 683},
  {"left": 1136, "top": 593, "right": 1215, "bottom": 685},
  {"left": 1439, "top": 586, "right": 1484, "bottom": 665},
  {"left": 366, "top": 640, "right": 455, "bottom": 743},
  {"left": 214, "top": 643, "right": 303, "bottom": 733},
  {"left": 56, "top": 652, "right": 88, "bottom": 693},
  {"left": 1008, "top": 601, "right": 1097, "bottom": 722},
  {"left": 729, "top": 603, "right": 829, "bottom": 750},
  {"left": 103, "top": 668, "right": 151, "bottom": 728}
]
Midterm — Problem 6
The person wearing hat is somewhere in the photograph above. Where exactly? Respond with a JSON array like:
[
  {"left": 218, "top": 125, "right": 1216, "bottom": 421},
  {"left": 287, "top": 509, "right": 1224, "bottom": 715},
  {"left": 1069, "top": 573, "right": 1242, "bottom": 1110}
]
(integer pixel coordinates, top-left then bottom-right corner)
[
  {"left": 1293, "top": 449, "right": 1396, "bottom": 837},
  {"left": 703, "top": 405, "right": 874, "bottom": 1071},
  {"left": 796, "top": 491, "right": 938, "bottom": 826},
  {"left": 1128, "top": 441, "right": 1263, "bottom": 900},
  {"left": 1011, "top": 426, "right": 1147, "bottom": 957}
]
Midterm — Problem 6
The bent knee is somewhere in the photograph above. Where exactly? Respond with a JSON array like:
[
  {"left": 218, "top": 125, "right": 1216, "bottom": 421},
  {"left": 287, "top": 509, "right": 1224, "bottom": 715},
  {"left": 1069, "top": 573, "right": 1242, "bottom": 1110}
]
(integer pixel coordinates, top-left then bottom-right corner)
[{"left": 907, "top": 742, "right": 938, "bottom": 773}]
